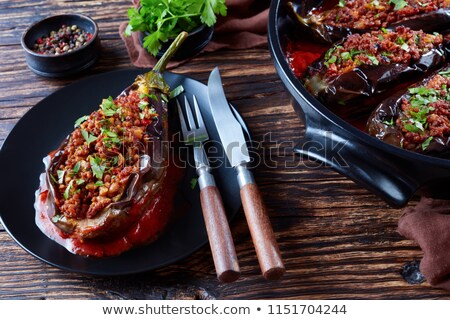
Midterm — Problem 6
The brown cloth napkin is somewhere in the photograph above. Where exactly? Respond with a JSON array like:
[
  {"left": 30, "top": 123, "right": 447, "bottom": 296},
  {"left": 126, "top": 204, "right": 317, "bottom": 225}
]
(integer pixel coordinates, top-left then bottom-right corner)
[
  {"left": 119, "top": 0, "right": 270, "bottom": 69},
  {"left": 398, "top": 197, "right": 450, "bottom": 290}
]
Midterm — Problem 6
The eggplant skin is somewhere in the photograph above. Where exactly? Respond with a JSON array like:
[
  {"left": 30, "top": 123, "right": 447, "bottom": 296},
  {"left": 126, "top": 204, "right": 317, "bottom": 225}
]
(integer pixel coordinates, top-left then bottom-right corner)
[
  {"left": 302, "top": 28, "right": 447, "bottom": 118},
  {"left": 288, "top": 0, "right": 450, "bottom": 43},
  {"left": 367, "top": 65, "right": 450, "bottom": 156}
]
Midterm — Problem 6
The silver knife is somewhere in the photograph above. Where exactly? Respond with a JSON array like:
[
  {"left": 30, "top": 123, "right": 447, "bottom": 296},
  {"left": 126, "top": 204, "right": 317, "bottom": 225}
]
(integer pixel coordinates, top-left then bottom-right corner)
[{"left": 207, "top": 67, "right": 285, "bottom": 280}]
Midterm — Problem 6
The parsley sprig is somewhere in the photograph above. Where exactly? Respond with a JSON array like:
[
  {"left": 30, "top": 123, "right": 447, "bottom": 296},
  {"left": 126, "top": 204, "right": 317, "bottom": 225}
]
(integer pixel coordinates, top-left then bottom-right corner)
[{"left": 124, "top": 0, "right": 227, "bottom": 56}]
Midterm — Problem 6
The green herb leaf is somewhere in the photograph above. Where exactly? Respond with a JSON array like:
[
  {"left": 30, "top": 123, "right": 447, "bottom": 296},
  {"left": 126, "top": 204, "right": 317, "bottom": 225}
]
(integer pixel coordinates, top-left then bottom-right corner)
[
  {"left": 169, "top": 85, "right": 185, "bottom": 99},
  {"left": 94, "top": 180, "right": 104, "bottom": 187},
  {"left": 389, "top": 0, "right": 408, "bottom": 10},
  {"left": 439, "top": 69, "right": 450, "bottom": 77},
  {"left": 101, "top": 96, "right": 118, "bottom": 117},
  {"left": 340, "top": 52, "right": 351, "bottom": 60},
  {"left": 127, "top": 0, "right": 227, "bottom": 57},
  {"left": 74, "top": 115, "right": 88, "bottom": 128},
  {"left": 89, "top": 156, "right": 106, "bottom": 180},
  {"left": 72, "top": 162, "right": 81, "bottom": 174},
  {"left": 403, "top": 122, "right": 421, "bottom": 133},
  {"left": 401, "top": 43, "right": 409, "bottom": 51},
  {"left": 57, "top": 170, "right": 65, "bottom": 184},
  {"left": 422, "top": 137, "right": 433, "bottom": 150},
  {"left": 381, "top": 27, "right": 389, "bottom": 34},
  {"left": 140, "top": 93, "right": 158, "bottom": 101},
  {"left": 382, "top": 118, "right": 394, "bottom": 126},
  {"left": 76, "top": 179, "right": 85, "bottom": 185},
  {"left": 190, "top": 177, "right": 198, "bottom": 190},
  {"left": 367, "top": 55, "right": 379, "bottom": 65},
  {"left": 52, "top": 215, "right": 61, "bottom": 223},
  {"left": 327, "top": 56, "right": 337, "bottom": 64},
  {"left": 338, "top": 0, "right": 346, "bottom": 7},
  {"left": 138, "top": 100, "right": 149, "bottom": 110},
  {"left": 201, "top": 0, "right": 227, "bottom": 26},
  {"left": 81, "top": 129, "right": 97, "bottom": 146},
  {"left": 64, "top": 180, "right": 74, "bottom": 200}
]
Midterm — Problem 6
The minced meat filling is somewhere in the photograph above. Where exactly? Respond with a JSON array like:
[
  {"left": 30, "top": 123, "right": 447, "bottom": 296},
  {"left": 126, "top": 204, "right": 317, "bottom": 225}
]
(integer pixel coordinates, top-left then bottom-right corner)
[
  {"left": 397, "top": 70, "right": 450, "bottom": 150},
  {"left": 320, "top": 0, "right": 450, "bottom": 29},
  {"left": 51, "top": 90, "right": 159, "bottom": 220},
  {"left": 322, "top": 26, "right": 442, "bottom": 78}
]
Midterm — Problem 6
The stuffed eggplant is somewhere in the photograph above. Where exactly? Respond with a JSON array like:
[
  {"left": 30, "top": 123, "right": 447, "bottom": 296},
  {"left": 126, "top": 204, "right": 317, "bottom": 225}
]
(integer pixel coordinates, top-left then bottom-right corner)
[
  {"left": 367, "top": 65, "right": 450, "bottom": 156},
  {"left": 34, "top": 32, "right": 188, "bottom": 257},
  {"left": 288, "top": 0, "right": 450, "bottom": 43},
  {"left": 303, "top": 27, "right": 446, "bottom": 118}
]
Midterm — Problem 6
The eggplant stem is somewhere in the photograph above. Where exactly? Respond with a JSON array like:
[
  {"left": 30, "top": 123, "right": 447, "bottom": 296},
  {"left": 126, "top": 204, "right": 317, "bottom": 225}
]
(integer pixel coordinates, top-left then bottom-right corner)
[{"left": 153, "top": 31, "right": 188, "bottom": 74}]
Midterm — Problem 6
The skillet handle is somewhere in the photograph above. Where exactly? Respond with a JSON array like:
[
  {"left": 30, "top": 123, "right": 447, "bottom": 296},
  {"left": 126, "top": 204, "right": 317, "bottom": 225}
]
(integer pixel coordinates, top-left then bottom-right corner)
[{"left": 295, "top": 126, "right": 420, "bottom": 208}]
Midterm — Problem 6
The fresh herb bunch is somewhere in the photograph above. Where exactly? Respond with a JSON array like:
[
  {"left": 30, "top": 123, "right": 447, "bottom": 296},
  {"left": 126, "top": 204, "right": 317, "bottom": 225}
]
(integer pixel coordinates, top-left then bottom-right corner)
[{"left": 124, "top": 0, "right": 227, "bottom": 56}]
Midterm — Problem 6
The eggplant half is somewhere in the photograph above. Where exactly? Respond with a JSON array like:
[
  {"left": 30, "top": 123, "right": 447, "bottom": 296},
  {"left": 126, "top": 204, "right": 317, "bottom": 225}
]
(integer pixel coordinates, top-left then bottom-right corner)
[
  {"left": 34, "top": 32, "right": 188, "bottom": 257},
  {"left": 367, "top": 65, "right": 450, "bottom": 156},
  {"left": 288, "top": 0, "right": 450, "bottom": 43},
  {"left": 303, "top": 27, "right": 447, "bottom": 118}
]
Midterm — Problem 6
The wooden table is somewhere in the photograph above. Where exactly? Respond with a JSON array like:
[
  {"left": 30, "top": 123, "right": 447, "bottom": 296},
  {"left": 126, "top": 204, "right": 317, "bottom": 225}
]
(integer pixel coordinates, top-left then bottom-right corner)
[{"left": 1, "top": 0, "right": 449, "bottom": 300}]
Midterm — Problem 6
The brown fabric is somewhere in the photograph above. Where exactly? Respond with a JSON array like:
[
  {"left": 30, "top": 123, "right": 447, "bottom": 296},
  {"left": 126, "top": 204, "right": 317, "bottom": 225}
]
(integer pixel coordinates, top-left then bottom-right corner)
[
  {"left": 119, "top": 0, "right": 270, "bottom": 69},
  {"left": 398, "top": 197, "right": 450, "bottom": 290}
]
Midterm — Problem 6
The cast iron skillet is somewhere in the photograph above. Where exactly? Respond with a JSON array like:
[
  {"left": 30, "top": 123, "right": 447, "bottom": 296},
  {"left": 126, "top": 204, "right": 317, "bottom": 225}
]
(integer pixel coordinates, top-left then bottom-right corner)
[{"left": 268, "top": 0, "right": 450, "bottom": 208}]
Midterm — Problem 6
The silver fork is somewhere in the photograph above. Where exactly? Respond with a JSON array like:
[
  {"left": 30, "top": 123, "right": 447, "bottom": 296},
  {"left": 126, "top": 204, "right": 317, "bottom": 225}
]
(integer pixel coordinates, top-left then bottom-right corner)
[{"left": 177, "top": 95, "right": 240, "bottom": 283}]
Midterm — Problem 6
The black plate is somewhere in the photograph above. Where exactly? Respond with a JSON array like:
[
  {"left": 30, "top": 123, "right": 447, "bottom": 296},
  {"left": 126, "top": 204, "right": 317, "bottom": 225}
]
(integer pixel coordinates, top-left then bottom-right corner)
[{"left": 0, "top": 69, "right": 249, "bottom": 276}]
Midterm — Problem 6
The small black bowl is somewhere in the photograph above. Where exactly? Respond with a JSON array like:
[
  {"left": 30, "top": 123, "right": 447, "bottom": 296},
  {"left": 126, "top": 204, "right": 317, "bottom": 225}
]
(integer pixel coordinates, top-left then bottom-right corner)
[
  {"left": 140, "top": 25, "right": 213, "bottom": 60},
  {"left": 21, "top": 14, "right": 101, "bottom": 78}
]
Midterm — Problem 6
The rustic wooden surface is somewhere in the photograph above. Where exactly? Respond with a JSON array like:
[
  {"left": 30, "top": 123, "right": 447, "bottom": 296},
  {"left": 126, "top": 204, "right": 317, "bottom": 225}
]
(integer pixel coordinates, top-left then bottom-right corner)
[{"left": 1, "top": 0, "right": 449, "bottom": 300}]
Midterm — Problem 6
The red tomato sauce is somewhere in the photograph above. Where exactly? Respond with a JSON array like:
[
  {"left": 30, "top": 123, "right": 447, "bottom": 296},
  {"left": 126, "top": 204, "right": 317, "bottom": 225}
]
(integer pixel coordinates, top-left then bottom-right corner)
[
  {"left": 35, "top": 158, "right": 184, "bottom": 257},
  {"left": 285, "top": 38, "right": 368, "bottom": 131}
]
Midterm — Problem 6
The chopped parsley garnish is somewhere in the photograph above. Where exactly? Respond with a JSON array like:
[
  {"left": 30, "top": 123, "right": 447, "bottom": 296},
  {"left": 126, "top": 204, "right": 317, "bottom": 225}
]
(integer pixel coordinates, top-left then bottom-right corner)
[
  {"left": 403, "top": 122, "right": 421, "bottom": 133},
  {"left": 74, "top": 115, "right": 88, "bottom": 128},
  {"left": 422, "top": 137, "right": 433, "bottom": 150},
  {"left": 138, "top": 100, "right": 149, "bottom": 110},
  {"left": 367, "top": 55, "right": 379, "bottom": 65},
  {"left": 76, "top": 179, "right": 85, "bottom": 185},
  {"left": 338, "top": 0, "right": 346, "bottom": 7},
  {"left": 101, "top": 127, "right": 121, "bottom": 146},
  {"left": 439, "top": 69, "right": 450, "bottom": 77},
  {"left": 190, "top": 177, "right": 198, "bottom": 190},
  {"left": 139, "top": 93, "right": 158, "bottom": 101},
  {"left": 169, "top": 85, "right": 185, "bottom": 99},
  {"left": 100, "top": 96, "right": 119, "bottom": 117},
  {"left": 381, "top": 27, "right": 389, "bottom": 34},
  {"left": 81, "top": 129, "right": 98, "bottom": 146},
  {"left": 382, "top": 118, "right": 394, "bottom": 126},
  {"left": 389, "top": 0, "right": 408, "bottom": 10},
  {"left": 89, "top": 156, "right": 106, "bottom": 180},
  {"left": 341, "top": 52, "right": 351, "bottom": 60},
  {"left": 161, "top": 93, "right": 169, "bottom": 103},
  {"left": 52, "top": 215, "right": 61, "bottom": 223},
  {"left": 371, "top": 0, "right": 380, "bottom": 5},
  {"left": 401, "top": 43, "right": 409, "bottom": 52},
  {"left": 57, "top": 170, "right": 65, "bottom": 184},
  {"left": 72, "top": 162, "right": 81, "bottom": 174},
  {"left": 63, "top": 180, "right": 74, "bottom": 200},
  {"left": 396, "top": 37, "right": 406, "bottom": 45},
  {"left": 328, "top": 55, "right": 337, "bottom": 64},
  {"left": 94, "top": 181, "right": 104, "bottom": 187}
]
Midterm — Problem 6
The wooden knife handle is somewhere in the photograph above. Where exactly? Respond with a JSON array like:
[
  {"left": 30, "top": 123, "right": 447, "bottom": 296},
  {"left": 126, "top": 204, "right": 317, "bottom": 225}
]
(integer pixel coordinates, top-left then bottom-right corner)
[
  {"left": 240, "top": 180, "right": 285, "bottom": 280},
  {"left": 200, "top": 185, "right": 240, "bottom": 283}
]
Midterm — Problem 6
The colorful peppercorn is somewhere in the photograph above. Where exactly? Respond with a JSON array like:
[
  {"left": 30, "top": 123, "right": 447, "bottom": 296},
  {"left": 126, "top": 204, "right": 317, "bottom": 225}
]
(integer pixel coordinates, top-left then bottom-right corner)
[{"left": 33, "top": 24, "right": 92, "bottom": 55}]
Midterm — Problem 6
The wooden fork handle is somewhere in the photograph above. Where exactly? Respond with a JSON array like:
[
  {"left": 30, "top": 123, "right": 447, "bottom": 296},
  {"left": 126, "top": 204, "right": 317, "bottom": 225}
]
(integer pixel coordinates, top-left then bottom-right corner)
[
  {"left": 237, "top": 165, "right": 285, "bottom": 280},
  {"left": 199, "top": 170, "right": 240, "bottom": 283}
]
